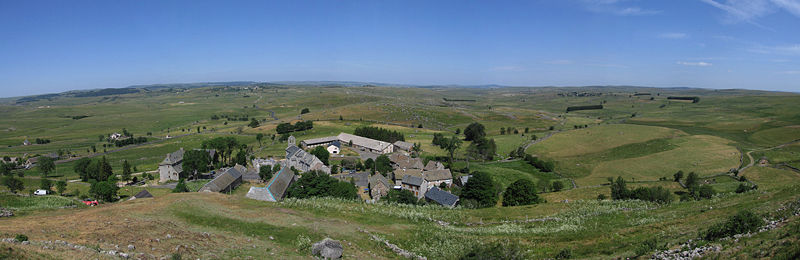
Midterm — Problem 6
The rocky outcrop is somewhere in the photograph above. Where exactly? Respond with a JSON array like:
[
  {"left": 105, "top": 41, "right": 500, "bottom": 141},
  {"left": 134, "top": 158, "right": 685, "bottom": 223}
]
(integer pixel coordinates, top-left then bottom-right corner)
[{"left": 311, "top": 238, "right": 343, "bottom": 259}]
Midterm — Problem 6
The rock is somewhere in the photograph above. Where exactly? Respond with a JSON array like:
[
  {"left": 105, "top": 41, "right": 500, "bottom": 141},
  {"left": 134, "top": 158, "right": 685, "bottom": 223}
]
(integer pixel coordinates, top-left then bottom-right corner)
[
  {"left": 128, "top": 244, "right": 135, "bottom": 250},
  {"left": 119, "top": 252, "right": 130, "bottom": 258},
  {"left": 166, "top": 234, "right": 172, "bottom": 239},
  {"left": 269, "top": 236, "right": 274, "bottom": 240},
  {"left": 21, "top": 241, "right": 29, "bottom": 245},
  {"left": 311, "top": 238, "right": 343, "bottom": 259},
  {"left": 0, "top": 208, "right": 13, "bottom": 217}
]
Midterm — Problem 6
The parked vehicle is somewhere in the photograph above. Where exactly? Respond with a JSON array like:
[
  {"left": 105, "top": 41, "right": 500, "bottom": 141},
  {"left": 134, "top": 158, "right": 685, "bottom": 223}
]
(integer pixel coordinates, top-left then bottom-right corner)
[
  {"left": 33, "top": 189, "right": 48, "bottom": 196},
  {"left": 82, "top": 199, "right": 99, "bottom": 206}
]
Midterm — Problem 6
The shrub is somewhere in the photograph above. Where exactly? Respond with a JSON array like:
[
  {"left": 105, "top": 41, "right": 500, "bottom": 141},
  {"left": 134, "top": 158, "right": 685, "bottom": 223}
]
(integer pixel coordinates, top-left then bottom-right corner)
[
  {"left": 502, "top": 179, "right": 543, "bottom": 207},
  {"left": 597, "top": 194, "right": 607, "bottom": 200},
  {"left": 551, "top": 181, "right": 564, "bottom": 192},
  {"left": 460, "top": 171, "right": 498, "bottom": 208},
  {"left": 287, "top": 170, "right": 358, "bottom": 200},
  {"left": 555, "top": 248, "right": 572, "bottom": 259},
  {"left": 735, "top": 183, "right": 756, "bottom": 193},
  {"left": 15, "top": 234, "right": 28, "bottom": 242},
  {"left": 703, "top": 210, "right": 764, "bottom": 241},
  {"left": 90, "top": 181, "right": 119, "bottom": 201},
  {"left": 634, "top": 238, "right": 666, "bottom": 257},
  {"left": 384, "top": 189, "right": 418, "bottom": 205},
  {"left": 172, "top": 179, "right": 189, "bottom": 193},
  {"left": 697, "top": 185, "right": 716, "bottom": 199}
]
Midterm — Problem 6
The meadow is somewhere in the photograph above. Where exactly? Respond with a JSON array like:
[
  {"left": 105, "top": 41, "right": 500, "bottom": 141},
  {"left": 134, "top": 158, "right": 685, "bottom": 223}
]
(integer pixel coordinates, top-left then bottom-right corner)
[{"left": 1, "top": 84, "right": 799, "bottom": 258}]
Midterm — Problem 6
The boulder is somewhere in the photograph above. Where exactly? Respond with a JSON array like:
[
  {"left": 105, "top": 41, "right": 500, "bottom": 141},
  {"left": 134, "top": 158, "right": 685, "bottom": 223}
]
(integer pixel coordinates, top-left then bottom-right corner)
[{"left": 311, "top": 238, "right": 343, "bottom": 259}]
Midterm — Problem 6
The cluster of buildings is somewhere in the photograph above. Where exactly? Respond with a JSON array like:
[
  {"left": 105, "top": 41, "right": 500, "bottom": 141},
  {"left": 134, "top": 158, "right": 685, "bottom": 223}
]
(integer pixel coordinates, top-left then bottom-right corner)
[{"left": 156, "top": 132, "right": 459, "bottom": 208}]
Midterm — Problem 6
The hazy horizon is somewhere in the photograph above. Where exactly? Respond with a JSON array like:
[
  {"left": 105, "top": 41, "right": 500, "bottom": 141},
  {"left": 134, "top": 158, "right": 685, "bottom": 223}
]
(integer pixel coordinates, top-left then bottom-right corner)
[{"left": 2, "top": 0, "right": 799, "bottom": 97}]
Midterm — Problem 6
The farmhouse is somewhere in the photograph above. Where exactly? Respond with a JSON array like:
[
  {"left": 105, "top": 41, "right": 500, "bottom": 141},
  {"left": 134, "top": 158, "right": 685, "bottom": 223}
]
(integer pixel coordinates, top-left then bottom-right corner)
[
  {"left": 401, "top": 175, "right": 428, "bottom": 199},
  {"left": 246, "top": 165, "right": 295, "bottom": 202},
  {"left": 423, "top": 169, "right": 453, "bottom": 189},
  {"left": 110, "top": 133, "right": 123, "bottom": 140},
  {"left": 759, "top": 156, "right": 769, "bottom": 167},
  {"left": 337, "top": 133, "right": 393, "bottom": 154},
  {"left": 368, "top": 173, "right": 392, "bottom": 201},
  {"left": 22, "top": 139, "right": 30, "bottom": 146},
  {"left": 158, "top": 148, "right": 185, "bottom": 182},
  {"left": 389, "top": 153, "right": 423, "bottom": 170},
  {"left": 393, "top": 141, "right": 414, "bottom": 152},
  {"left": 286, "top": 137, "right": 331, "bottom": 174},
  {"left": 393, "top": 168, "right": 422, "bottom": 183},
  {"left": 424, "top": 161, "right": 445, "bottom": 171},
  {"left": 327, "top": 140, "right": 341, "bottom": 154},
  {"left": 199, "top": 165, "right": 243, "bottom": 193},
  {"left": 424, "top": 187, "right": 459, "bottom": 208}
]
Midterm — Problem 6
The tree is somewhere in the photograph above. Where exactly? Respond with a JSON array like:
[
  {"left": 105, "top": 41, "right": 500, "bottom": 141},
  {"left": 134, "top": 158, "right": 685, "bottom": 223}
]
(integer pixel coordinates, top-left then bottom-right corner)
[
  {"left": 248, "top": 118, "right": 260, "bottom": 128},
  {"left": 2, "top": 176, "right": 24, "bottom": 193},
  {"left": 500, "top": 127, "right": 506, "bottom": 135},
  {"left": 455, "top": 128, "right": 461, "bottom": 135},
  {"left": 310, "top": 146, "right": 330, "bottom": 166},
  {"left": 259, "top": 166, "right": 274, "bottom": 182},
  {"left": 301, "top": 108, "right": 310, "bottom": 114},
  {"left": 182, "top": 150, "right": 210, "bottom": 179},
  {"left": 39, "top": 157, "right": 55, "bottom": 177},
  {"left": 0, "top": 162, "right": 10, "bottom": 176},
  {"left": 234, "top": 149, "right": 248, "bottom": 166},
  {"left": 610, "top": 176, "right": 628, "bottom": 200},
  {"left": 685, "top": 171, "right": 699, "bottom": 196},
  {"left": 339, "top": 115, "right": 343, "bottom": 120},
  {"left": 383, "top": 189, "right": 418, "bottom": 205},
  {"left": 464, "top": 122, "right": 486, "bottom": 141},
  {"left": 673, "top": 170, "right": 684, "bottom": 183},
  {"left": 74, "top": 158, "right": 92, "bottom": 181},
  {"left": 698, "top": 184, "right": 716, "bottom": 199},
  {"left": 56, "top": 180, "right": 67, "bottom": 195},
  {"left": 375, "top": 155, "right": 392, "bottom": 176},
  {"left": 524, "top": 127, "right": 529, "bottom": 133},
  {"left": 364, "top": 158, "right": 374, "bottom": 171},
  {"left": 122, "top": 160, "right": 132, "bottom": 183},
  {"left": 89, "top": 181, "right": 119, "bottom": 201},
  {"left": 502, "top": 179, "right": 542, "bottom": 206},
  {"left": 256, "top": 133, "right": 264, "bottom": 146},
  {"left": 172, "top": 178, "right": 189, "bottom": 193},
  {"left": 460, "top": 171, "right": 498, "bottom": 208},
  {"left": 551, "top": 181, "right": 564, "bottom": 192},
  {"left": 442, "top": 136, "right": 462, "bottom": 164},
  {"left": 466, "top": 137, "right": 495, "bottom": 161},
  {"left": 39, "top": 178, "right": 53, "bottom": 191},
  {"left": 287, "top": 170, "right": 358, "bottom": 200},
  {"left": 330, "top": 164, "right": 339, "bottom": 174}
]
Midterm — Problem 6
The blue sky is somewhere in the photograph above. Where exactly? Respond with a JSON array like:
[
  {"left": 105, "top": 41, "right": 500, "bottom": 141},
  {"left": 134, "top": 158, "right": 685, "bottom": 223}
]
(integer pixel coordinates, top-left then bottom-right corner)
[{"left": 1, "top": 0, "right": 799, "bottom": 97}]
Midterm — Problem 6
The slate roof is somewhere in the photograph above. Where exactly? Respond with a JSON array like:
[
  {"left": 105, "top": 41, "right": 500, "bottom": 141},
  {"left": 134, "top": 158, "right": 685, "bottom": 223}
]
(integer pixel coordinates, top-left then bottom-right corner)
[
  {"left": 402, "top": 175, "right": 425, "bottom": 187},
  {"left": 160, "top": 148, "right": 184, "bottom": 165},
  {"left": 301, "top": 136, "right": 339, "bottom": 146},
  {"left": 393, "top": 141, "right": 414, "bottom": 151},
  {"left": 266, "top": 166, "right": 295, "bottom": 201},
  {"left": 424, "top": 169, "right": 452, "bottom": 182},
  {"left": 425, "top": 187, "right": 459, "bottom": 207},
  {"left": 394, "top": 168, "right": 423, "bottom": 180},
  {"left": 338, "top": 133, "right": 392, "bottom": 151},
  {"left": 131, "top": 189, "right": 153, "bottom": 199},
  {"left": 424, "top": 161, "right": 445, "bottom": 171},
  {"left": 390, "top": 153, "right": 424, "bottom": 169},
  {"left": 200, "top": 166, "right": 243, "bottom": 192},
  {"left": 369, "top": 173, "right": 392, "bottom": 190},
  {"left": 335, "top": 172, "right": 369, "bottom": 187}
]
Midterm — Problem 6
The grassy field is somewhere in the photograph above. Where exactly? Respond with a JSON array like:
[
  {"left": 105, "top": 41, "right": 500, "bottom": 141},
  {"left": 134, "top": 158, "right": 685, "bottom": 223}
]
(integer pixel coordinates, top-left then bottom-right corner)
[{"left": 1, "top": 85, "right": 800, "bottom": 258}]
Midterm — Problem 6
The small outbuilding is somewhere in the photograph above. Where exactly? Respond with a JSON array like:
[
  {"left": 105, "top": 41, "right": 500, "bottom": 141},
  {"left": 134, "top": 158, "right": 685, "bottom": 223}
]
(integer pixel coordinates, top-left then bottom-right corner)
[
  {"left": 129, "top": 189, "right": 154, "bottom": 200},
  {"left": 424, "top": 187, "right": 459, "bottom": 208}
]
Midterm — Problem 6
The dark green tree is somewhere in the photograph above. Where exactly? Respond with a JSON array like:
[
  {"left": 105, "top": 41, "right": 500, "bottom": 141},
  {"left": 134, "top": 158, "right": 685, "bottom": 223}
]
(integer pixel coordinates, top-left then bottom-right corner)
[
  {"left": 39, "top": 157, "right": 56, "bottom": 177},
  {"left": 89, "top": 181, "right": 119, "bottom": 201},
  {"left": 443, "top": 136, "right": 463, "bottom": 164},
  {"left": 248, "top": 118, "right": 260, "bottom": 128},
  {"left": 256, "top": 133, "right": 264, "bottom": 146},
  {"left": 259, "top": 166, "right": 274, "bottom": 181},
  {"left": 122, "top": 160, "right": 132, "bottom": 183},
  {"left": 287, "top": 170, "right": 357, "bottom": 200},
  {"left": 383, "top": 189, "right": 418, "bottom": 205},
  {"left": 464, "top": 122, "right": 486, "bottom": 141},
  {"left": 172, "top": 178, "right": 190, "bottom": 193},
  {"left": 234, "top": 149, "right": 248, "bottom": 166},
  {"left": 673, "top": 170, "right": 684, "bottom": 183},
  {"left": 502, "top": 179, "right": 542, "bottom": 206},
  {"left": 375, "top": 155, "right": 392, "bottom": 176},
  {"left": 310, "top": 146, "right": 330, "bottom": 165},
  {"left": 56, "top": 180, "right": 67, "bottom": 195},
  {"left": 300, "top": 108, "right": 310, "bottom": 114},
  {"left": 39, "top": 178, "right": 53, "bottom": 191},
  {"left": 2, "top": 176, "right": 24, "bottom": 193},
  {"left": 183, "top": 150, "right": 211, "bottom": 179},
  {"left": 551, "top": 181, "right": 564, "bottom": 192},
  {"left": 460, "top": 171, "right": 498, "bottom": 208}
]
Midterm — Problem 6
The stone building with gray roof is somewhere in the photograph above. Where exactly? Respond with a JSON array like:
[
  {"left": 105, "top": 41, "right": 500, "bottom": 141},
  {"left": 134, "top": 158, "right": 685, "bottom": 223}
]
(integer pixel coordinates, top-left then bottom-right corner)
[
  {"left": 368, "top": 173, "right": 393, "bottom": 201},
  {"left": 246, "top": 165, "right": 296, "bottom": 202},
  {"left": 199, "top": 165, "right": 243, "bottom": 193},
  {"left": 285, "top": 144, "right": 331, "bottom": 174},
  {"left": 401, "top": 175, "right": 428, "bottom": 199},
  {"left": 159, "top": 148, "right": 185, "bottom": 182},
  {"left": 425, "top": 187, "right": 459, "bottom": 208}
]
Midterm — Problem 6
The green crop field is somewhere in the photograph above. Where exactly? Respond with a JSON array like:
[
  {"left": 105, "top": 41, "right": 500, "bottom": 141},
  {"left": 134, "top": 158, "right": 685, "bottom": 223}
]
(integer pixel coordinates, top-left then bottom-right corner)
[{"left": 1, "top": 84, "right": 800, "bottom": 259}]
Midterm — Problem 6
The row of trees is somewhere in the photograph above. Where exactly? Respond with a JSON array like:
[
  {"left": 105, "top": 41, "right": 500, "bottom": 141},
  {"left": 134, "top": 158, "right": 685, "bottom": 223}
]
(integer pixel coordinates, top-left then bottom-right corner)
[
  {"left": 287, "top": 170, "right": 358, "bottom": 200},
  {"left": 275, "top": 120, "right": 313, "bottom": 134},
  {"left": 609, "top": 176, "right": 673, "bottom": 204},
  {"left": 524, "top": 154, "right": 555, "bottom": 172},
  {"left": 353, "top": 126, "right": 405, "bottom": 143},
  {"left": 112, "top": 136, "right": 148, "bottom": 147}
]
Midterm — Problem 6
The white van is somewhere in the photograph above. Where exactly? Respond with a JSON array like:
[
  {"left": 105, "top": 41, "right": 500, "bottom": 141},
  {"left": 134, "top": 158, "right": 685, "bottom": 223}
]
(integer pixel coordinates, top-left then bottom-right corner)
[{"left": 34, "top": 189, "right": 48, "bottom": 196}]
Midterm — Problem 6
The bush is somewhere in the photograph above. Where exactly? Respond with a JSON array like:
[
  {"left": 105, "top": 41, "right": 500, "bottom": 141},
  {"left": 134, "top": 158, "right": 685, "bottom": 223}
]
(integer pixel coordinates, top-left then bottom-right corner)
[
  {"left": 703, "top": 210, "right": 764, "bottom": 241},
  {"left": 502, "top": 179, "right": 543, "bottom": 207},
  {"left": 89, "top": 181, "right": 119, "bottom": 201},
  {"left": 634, "top": 238, "right": 666, "bottom": 257},
  {"left": 697, "top": 184, "right": 716, "bottom": 199},
  {"left": 172, "top": 179, "right": 189, "bottom": 193},
  {"left": 15, "top": 234, "right": 28, "bottom": 242},
  {"left": 460, "top": 171, "right": 498, "bottom": 208},
  {"left": 597, "top": 194, "right": 607, "bottom": 200},
  {"left": 555, "top": 248, "right": 572, "bottom": 259},
  {"left": 551, "top": 181, "right": 564, "bottom": 192},
  {"left": 735, "top": 183, "right": 756, "bottom": 193},
  {"left": 383, "top": 189, "right": 418, "bottom": 205}
]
